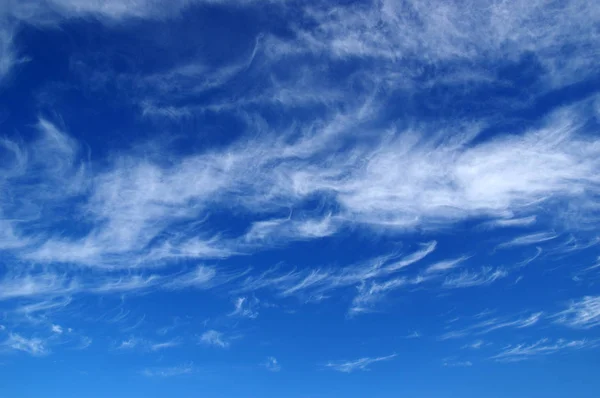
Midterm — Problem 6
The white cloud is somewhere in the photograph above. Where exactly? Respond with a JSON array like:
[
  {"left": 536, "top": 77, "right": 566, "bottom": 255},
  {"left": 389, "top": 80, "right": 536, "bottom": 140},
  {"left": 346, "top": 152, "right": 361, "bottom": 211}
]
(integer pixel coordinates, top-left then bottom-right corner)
[
  {"left": 229, "top": 296, "right": 259, "bottom": 319},
  {"left": 443, "top": 359, "right": 473, "bottom": 367},
  {"left": 165, "top": 266, "right": 217, "bottom": 290},
  {"left": 284, "top": 0, "right": 600, "bottom": 87},
  {"left": 1, "top": 333, "right": 48, "bottom": 356},
  {"left": 51, "top": 324, "right": 63, "bottom": 334},
  {"left": 555, "top": 296, "right": 600, "bottom": 329},
  {"left": 444, "top": 267, "right": 508, "bottom": 288},
  {"left": 150, "top": 339, "right": 180, "bottom": 351},
  {"left": 515, "top": 247, "right": 543, "bottom": 268},
  {"left": 91, "top": 275, "right": 163, "bottom": 294},
  {"left": 3, "top": 0, "right": 201, "bottom": 23},
  {"left": 498, "top": 232, "right": 559, "bottom": 248},
  {"left": 15, "top": 297, "right": 72, "bottom": 315},
  {"left": 264, "top": 356, "right": 281, "bottom": 372},
  {"left": 0, "top": 265, "right": 225, "bottom": 303},
  {"left": 349, "top": 278, "right": 407, "bottom": 315},
  {"left": 140, "top": 363, "right": 194, "bottom": 377},
  {"left": 462, "top": 340, "right": 485, "bottom": 350},
  {"left": 117, "top": 337, "right": 140, "bottom": 350},
  {"left": 384, "top": 242, "right": 437, "bottom": 272},
  {"left": 280, "top": 270, "right": 331, "bottom": 298},
  {"left": 5, "top": 96, "right": 600, "bottom": 273},
  {"left": 243, "top": 214, "right": 339, "bottom": 244},
  {"left": 481, "top": 216, "right": 537, "bottom": 229},
  {"left": 492, "top": 338, "right": 592, "bottom": 362},
  {"left": 0, "top": 0, "right": 600, "bottom": 361},
  {"left": 199, "top": 330, "right": 229, "bottom": 348},
  {"left": 0, "top": 24, "right": 20, "bottom": 84},
  {"left": 77, "top": 336, "right": 92, "bottom": 350},
  {"left": 238, "top": 242, "right": 438, "bottom": 305},
  {"left": 117, "top": 337, "right": 179, "bottom": 352},
  {"left": 325, "top": 354, "right": 397, "bottom": 373},
  {"left": 425, "top": 257, "right": 469, "bottom": 274},
  {"left": 440, "top": 311, "right": 542, "bottom": 340},
  {"left": 477, "top": 313, "right": 543, "bottom": 334},
  {"left": 0, "top": 271, "right": 78, "bottom": 300},
  {"left": 404, "top": 331, "right": 421, "bottom": 339}
]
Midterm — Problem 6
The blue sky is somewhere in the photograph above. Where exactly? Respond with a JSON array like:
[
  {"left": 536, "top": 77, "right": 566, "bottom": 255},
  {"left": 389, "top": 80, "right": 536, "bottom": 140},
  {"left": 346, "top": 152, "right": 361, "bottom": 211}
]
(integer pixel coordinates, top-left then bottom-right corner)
[{"left": 1, "top": 0, "right": 600, "bottom": 397}]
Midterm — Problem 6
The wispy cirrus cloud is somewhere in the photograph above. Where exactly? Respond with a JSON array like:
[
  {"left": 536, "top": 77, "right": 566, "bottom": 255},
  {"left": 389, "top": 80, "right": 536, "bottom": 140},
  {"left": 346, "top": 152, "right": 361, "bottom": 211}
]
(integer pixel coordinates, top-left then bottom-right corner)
[
  {"left": 50, "top": 324, "right": 63, "bottom": 334},
  {"left": 440, "top": 312, "right": 543, "bottom": 340},
  {"left": 498, "top": 232, "right": 559, "bottom": 248},
  {"left": 442, "top": 358, "right": 473, "bottom": 367},
  {"left": 163, "top": 266, "right": 218, "bottom": 290},
  {"left": 325, "top": 354, "right": 397, "bottom": 373},
  {"left": 3, "top": 97, "right": 600, "bottom": 272},
  {"left": 117, "top": 336, "right": 180, "bottom": 352},
  {"left": 480, "top": 216, "right": 537, "bottom": 229},
  {"left": 2, "top": 0, "right": 234, "bottom": 24},
  {"left": 492, "top": 338, "right": 594, "bottom": 362},
  {"left": 349, "top": 278, "right": 408, "bottom": 315},
  {"left": 403, "top": 331, "right": 421, "bottom": 339},
  {"left": 443, "top": 267, "right": 508, "bottom": 289},
  {"left": 0, "top": 23, "right": 23, "bottom": 84},
  {"left": 1, "top": 0, "right": 600, "bottom": 375},
  {"left": 243, "top": 214, "right": 339, "bottom": 245},
  {"left": 140, "top": 363, "right": 194, "bottom": 377},
  {"left": 285, "top": 0, "right": 600, "bottom": 87},
  {"left": 0, "top": 265, "right": 224, "bottom": 303},
  {"left": 264, "top": 356, "right": 281, "bottom": 372},
  {"left": 462, "top": 340, "right": 486, "bottom": 350},
  {"left": 199, "top": 330, "right": 229, "bottom": 348},
  {"left": 555, "top": 296, "right": 600, "bottom": 329},
  {"left": 0, "top": 333, "right": 48, "bottom": 356},
  {"left": 149, "top": 339, "right": 181, "bottom": 351},
  {"left": 229, "top": 296, "right": 259, "bottom": 319},
  {"left": 425, "top": 257, "right": 469, "bottom": 274},
  {"left": 117, "top": 337, "right": 139, "bottom": 350},
  {"left": 236, "top": 241, "right": 442, "bottom": 313},
  {"left": 14, "top": 296, "right": 72, "bottom": 317},
  {"left": 0, "top": 271, "right": 78, "bottom": 300}
]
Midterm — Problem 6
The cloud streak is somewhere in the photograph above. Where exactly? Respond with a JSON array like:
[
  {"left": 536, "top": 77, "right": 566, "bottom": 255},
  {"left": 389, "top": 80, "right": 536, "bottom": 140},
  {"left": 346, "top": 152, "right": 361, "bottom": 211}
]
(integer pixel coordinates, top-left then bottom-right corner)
[
  {"left": 555, "top": 296, "right": 600, "bottom": 329},
  {"left": 443, "top": 267, "right": 508, "bottom": 289},
  {"left": 229, "top": 297, "right": 259, "bottom": 319},
  {"left": 325, "top": 354, "right": 397, "bottom": 373},
  {"left": 492, "top": 338, "right": 593, "bottom": 362},
  {"left": 440, "top": 312, "right": 543, "bottom": 340},
  {"left": 1, "top": 333, "right": 48, "bottom": 356},
  {"left": 199, "top": 330, "right": 229, "bottom": 348},
  {"left": 140, "top": 363, "right": 194, "bottom": 377},
  {"left": 1, "top": 0, "right": 600, "bottom": 376},
  {"left": 264, "top": 356, "right": 281, "bottom": 372}
]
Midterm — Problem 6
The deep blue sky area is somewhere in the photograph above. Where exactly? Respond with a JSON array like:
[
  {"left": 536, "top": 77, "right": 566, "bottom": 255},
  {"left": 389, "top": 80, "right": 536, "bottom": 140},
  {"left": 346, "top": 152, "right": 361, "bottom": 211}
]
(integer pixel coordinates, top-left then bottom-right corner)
[{"left": 1, "top": 1, "right": 600, "bottom": 397}]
